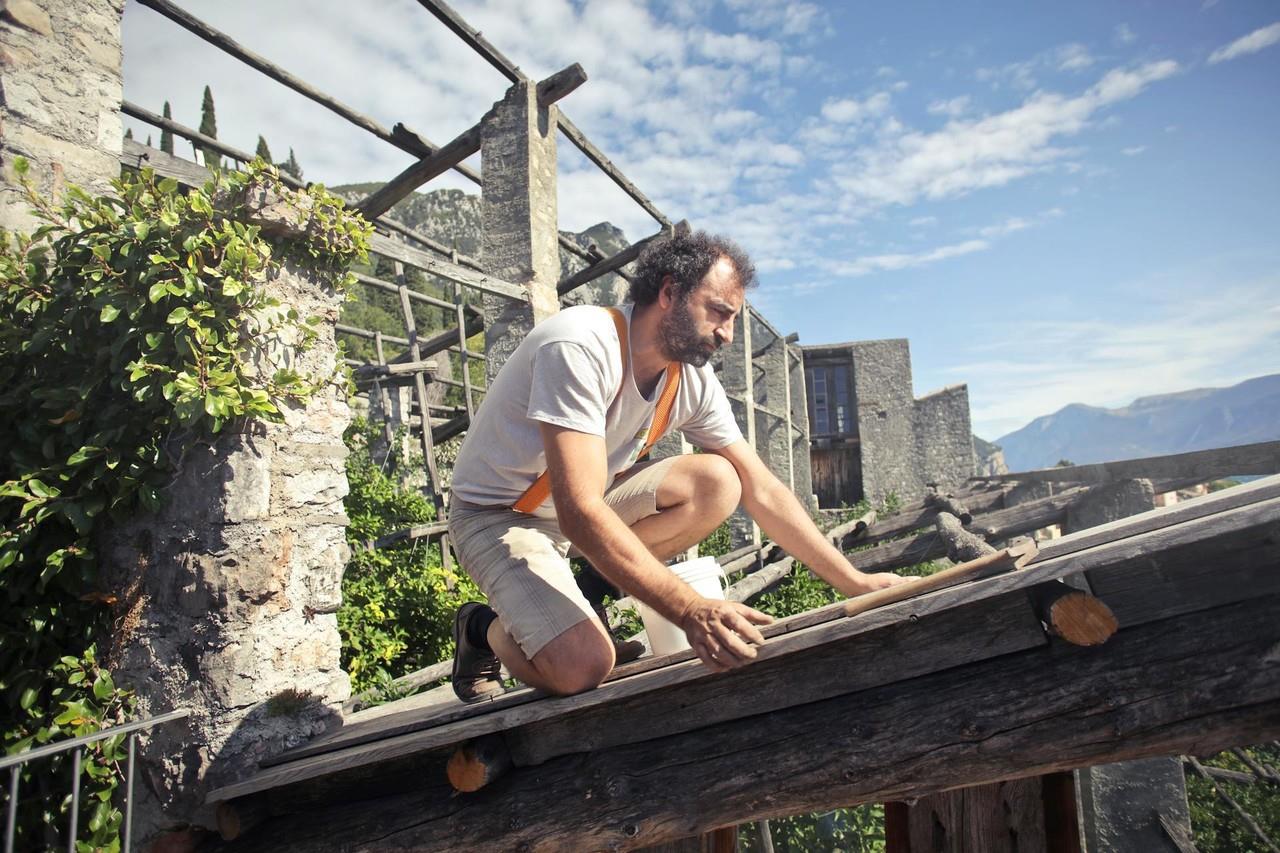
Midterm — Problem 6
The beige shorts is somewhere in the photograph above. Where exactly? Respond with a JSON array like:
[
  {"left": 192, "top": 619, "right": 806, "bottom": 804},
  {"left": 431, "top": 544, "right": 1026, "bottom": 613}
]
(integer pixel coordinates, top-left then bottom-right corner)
[{"left": 447, "top": 455, "right": 680, "bottom": 659}]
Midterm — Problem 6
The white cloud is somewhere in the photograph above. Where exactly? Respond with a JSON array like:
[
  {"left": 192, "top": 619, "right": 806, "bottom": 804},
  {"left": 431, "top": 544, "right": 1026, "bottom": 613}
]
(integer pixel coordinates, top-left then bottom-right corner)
[
  {"left": 1122, "top": 145, "right": 1147, "bottom": 156},
  {"left": 831, "top": 60, "right": 1179, "bottom": 210},
  {"left": 959, "top": 280, "right": 1280, "bottom": 439},
  {"left": 1115, "top": 24, "right": 1137, "bottom": 45},
  {"left": 1054, "top": 43, "right": 1095, "bottom": 72},
  {"left": 1208, "top": 22, "right": 1280, "bottom": 64},
  {"left": 927, "top": 95, "right": 971, "bottom": 117},
  {"left": 723, "top": 0, "right": 827, "bottom": 37},
  {"left": 826, "top": 239, "right": 990, "bottom": 277},
  {"left": 908, "top": 215, "right": 938, "bottom": 227},
  {"left": 820, "top": 92, "right": 892, "bottom": 123}
]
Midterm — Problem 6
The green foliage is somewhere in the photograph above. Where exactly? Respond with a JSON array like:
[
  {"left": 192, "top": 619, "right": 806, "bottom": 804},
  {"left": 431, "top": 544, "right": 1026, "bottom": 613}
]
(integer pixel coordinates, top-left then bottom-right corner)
[
  {"left": 255, "top": 135, "right": 273, "bottom": 164},
  {"left": 0, "top": 157, "right": 369, "bottom": 848},
  {"left": 740, "top": 805, "right": 886, "bottom": 852},
  {"left": 197, "top": 85, "right": 220, "bottom": 169},
  {"left": 280, "top": 147, "right": 303, "bottom": 182},
  {"left": 1188, "top": 746, "right": 1280, "bottom": 852},
  {"left": 4, "top": 645, "right": 135, "bottom": 853},
  {"left": 159, "top": 101, "right": 173, "bottom": 156},
  {"left": 338, "top": 419, "right": 483, "bottom": 696}
]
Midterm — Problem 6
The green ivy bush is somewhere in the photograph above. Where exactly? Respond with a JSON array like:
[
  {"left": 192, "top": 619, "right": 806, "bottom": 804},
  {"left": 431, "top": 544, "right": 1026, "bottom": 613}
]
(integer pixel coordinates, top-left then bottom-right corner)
[
  {"left": 0, "top": 159, "right": 369, "bottom": 850},
  {"left": 339, "top": 419, "right": 483, "bottom": 698}
]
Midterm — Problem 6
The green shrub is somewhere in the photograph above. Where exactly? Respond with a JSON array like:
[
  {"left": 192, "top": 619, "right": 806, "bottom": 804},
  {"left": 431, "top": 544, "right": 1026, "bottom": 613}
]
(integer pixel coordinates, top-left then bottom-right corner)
[{"left": 338, "top": 420, "right": 483, "bottom": 696}]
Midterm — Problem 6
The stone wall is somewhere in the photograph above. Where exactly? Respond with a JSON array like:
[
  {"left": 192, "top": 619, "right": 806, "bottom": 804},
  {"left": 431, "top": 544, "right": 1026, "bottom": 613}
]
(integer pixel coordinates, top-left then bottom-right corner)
[
  {"left": 802, "top": 339, "right": 978, "bottom": 506},
  {"left": 915, "top": 383, "right": 976, "bottom": 492},
  {"left": 846, "top": 339, "right": 919, "bottom": 503},
  {"left": 1, "top": 0, "right": 125, "bottom": 233},
  {"left": 101, "top": 210, "right": 353, "bottom": 838}
]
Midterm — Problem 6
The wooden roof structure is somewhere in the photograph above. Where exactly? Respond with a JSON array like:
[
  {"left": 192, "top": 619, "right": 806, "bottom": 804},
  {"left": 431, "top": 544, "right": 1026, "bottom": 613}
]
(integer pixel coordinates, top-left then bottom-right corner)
[{"left": 209, "top": 462, "right": 1280, "bottom": 851}]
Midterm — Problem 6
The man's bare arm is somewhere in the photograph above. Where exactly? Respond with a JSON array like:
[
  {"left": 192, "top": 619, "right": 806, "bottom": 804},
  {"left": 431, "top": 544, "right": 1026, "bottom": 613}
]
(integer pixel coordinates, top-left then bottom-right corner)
[
  {"left": 711, "top": 439, "right": 908, "bottom": 596},
  {"left": 540, "top": 423, "right": 770, "bottom": 670}
]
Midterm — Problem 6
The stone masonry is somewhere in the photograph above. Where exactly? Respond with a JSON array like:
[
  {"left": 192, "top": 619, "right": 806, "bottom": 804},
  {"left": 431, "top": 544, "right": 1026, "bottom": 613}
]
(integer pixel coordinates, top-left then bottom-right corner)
[
  {"left": 101, "top": 195, "right": 354, "bottom": 838},
  {"left": 480, "top": 78, "right": 561, "bottom": 380},
  {"left": 1, "top": 0, "right": 125, "bottom": 232},
  {"left": 915, "top": 383, "right": 976, "bottom": 491},
  {"left": 802, "top": 338, "right": 976, "bottom": 506}
]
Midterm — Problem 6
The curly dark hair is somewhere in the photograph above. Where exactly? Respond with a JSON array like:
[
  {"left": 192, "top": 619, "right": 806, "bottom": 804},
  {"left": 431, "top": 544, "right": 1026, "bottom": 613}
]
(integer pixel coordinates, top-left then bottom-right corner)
[{"left": 628, "top": 230, "right": 757, "bottom": 306}]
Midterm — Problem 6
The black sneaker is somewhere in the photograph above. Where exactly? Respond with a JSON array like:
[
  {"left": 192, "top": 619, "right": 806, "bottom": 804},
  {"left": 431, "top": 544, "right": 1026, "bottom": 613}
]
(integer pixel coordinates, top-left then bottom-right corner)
[{"left": 451, "top": 602, "right": 503, "bottom": 703}]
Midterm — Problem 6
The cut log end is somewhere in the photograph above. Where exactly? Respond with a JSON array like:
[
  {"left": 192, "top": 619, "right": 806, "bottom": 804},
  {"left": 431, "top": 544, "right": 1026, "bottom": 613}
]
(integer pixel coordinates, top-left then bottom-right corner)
[
  {"left": 447, "top": 734, "right": 513, "bottom": 793},
  {"left": 216, "top": 798, "right": 267, "bottom": 842},
  {"left": 1037, "top": 588, "right": 1119, "bottom": 646}
]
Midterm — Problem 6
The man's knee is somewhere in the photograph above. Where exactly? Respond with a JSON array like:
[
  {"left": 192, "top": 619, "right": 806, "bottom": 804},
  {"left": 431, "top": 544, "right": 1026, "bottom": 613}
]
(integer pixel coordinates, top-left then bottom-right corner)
[
  {"left": 531, "top": 619, "right": 615, "bottom": 696},
  {"left": 692, "top": 453, "right": 741, "bottom": 516}
]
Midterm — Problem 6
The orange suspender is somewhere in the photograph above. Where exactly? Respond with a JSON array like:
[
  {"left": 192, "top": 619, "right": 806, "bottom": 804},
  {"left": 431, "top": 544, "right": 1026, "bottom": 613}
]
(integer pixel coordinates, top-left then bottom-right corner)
[{"left": 512, "top": 307, "right": 682, "bottom": 514}]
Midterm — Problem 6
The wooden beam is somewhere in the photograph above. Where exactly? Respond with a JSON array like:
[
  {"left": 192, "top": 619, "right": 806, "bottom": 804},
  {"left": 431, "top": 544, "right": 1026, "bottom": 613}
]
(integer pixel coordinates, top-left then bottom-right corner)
[
  {"left": 221, "top": 484, "right": 1280, "bottom": 795},
  {"left": 969, "top": 486, "right": 1091, "bottom": 540},
  {"left": 556, "top": 114, "right": 671, "bottom": 228},
  {"left": 121, "top": 101, "right": 299, "bottom": 183},
  {"left": 212, "top": 591, "right": 1280, "bottom": 851},
  {"left": 357, "top": 65, "right": 585, "bottom": 220},
  {"left": 367, "top": 233, "right": 523, "bottom": 300},
  {"left": 556, "top": 228, "right": 671, "bottom": 295},
  {"left": 935, "top": 510, "right": 994, "bottom": 562},
  {"left": 413, "top": 0, "right": 524, "bottom": 83},
  {"left": 983, "top": 440, "right": 1280, "bottom": 485},
  {"left": 133, "top": 0, "right": 478, "bottom": 182}
]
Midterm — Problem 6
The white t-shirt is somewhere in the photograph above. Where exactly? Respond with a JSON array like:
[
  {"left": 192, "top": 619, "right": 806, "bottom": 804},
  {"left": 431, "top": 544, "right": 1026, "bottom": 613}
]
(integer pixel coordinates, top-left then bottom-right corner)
[{"left": 450, "top": 303, "right": 743, "bottom": 517}]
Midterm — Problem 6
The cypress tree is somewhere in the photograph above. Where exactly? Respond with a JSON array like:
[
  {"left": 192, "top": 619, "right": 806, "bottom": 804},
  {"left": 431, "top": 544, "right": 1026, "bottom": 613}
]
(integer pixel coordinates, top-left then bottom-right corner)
[
  {"left": 124, "top": 127, "right": 133, "bottom": 140},
  {"left": 160, "top": 101, "right": 174, "bottom": 155},
  {"left": 279, "top": 147, "right": 303, "bottom": 181},
  {"left": 198, "top": 85, "right": 221, "bottom": 169},
  {"left": 255, "top": 135, "right": 273, "bottom": 165},
  {"left": 146, "top": 134, "right": 152, "bottom": 147}
]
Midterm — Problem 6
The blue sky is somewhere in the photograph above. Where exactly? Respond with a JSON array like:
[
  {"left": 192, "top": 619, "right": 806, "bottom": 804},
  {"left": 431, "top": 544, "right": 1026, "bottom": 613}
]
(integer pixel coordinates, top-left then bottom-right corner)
[{"left": 121, "top": 1, "right": 1280, "bottom": 439}]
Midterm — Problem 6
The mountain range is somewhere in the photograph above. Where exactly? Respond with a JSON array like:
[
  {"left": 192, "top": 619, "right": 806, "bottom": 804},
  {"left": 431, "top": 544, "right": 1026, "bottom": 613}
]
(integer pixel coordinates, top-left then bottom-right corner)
[{"left": 992, "top": 374, "right": 1280, "bottom": 472}]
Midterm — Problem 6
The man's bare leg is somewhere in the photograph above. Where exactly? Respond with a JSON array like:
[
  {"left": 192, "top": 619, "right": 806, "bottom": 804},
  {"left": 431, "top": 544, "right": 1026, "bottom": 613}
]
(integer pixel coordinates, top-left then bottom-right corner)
[{"left": 485, "top": 453, "right": 743, "bottom": 696}]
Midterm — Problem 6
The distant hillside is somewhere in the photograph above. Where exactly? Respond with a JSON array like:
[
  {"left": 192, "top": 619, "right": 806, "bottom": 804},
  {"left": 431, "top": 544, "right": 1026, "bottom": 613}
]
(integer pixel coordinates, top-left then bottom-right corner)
[
  {"left": 330, "top": 184, "right": 632, "bottom": 306},
  {"left": 993, "top": 374, "right": 1280, "bottom": 472}
]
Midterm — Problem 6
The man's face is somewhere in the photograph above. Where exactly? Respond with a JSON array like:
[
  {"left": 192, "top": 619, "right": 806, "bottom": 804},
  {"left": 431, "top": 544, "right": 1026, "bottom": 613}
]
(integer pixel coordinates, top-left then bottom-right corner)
[{"left": 658, "top": 256, "right": 744, "bottom": 367}]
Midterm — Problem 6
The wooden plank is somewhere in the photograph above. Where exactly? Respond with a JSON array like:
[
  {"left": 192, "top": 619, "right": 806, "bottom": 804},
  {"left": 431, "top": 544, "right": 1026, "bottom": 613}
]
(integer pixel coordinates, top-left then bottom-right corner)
[
  {"left": 219, "top": 492, "right": 1278, "bottom": 802},
  {"left": 367, "top": 233, "right": 523, "bottom": 300},
  {"left": 215, "top": 592, "right": 1280, "bottom": 851},
  {"left": 229, "top": 488, "right": 1280, "bottom": 800},
  {"left": 121, "top": 101, "right": 297, "bottom": 184},
  {"left": 859, "top": 484, "right": 1009, "bottom": 546},
  {"left": 844, "top": 541, "right": 1036, "bottom": 618},
  {"left": 134, "top": 0, "right": 479, "bottom": 181},
  {"left": 985, "top": 440, "right": 1280, "bottom": 485},
  {"left": 1084, "top": 510, "right": 1280, "bottom": 630},
  {"left": 121, "top": 138, "right": 208, "bottom": 186},
  {"left": 504, "top": 593, "right": 1046, "bottom": 770},
  {"left": 969, "top": 486, "right": 1091, "bottom": 540},
  {"left": 846, "top": 528, "right": 949, "bottom": 573},
  {"left": 1035, "top": 474, "right": 1280, "bottom": 564},
  {"left": 556, "top": 229, "right": 668, "bottom": 295}
]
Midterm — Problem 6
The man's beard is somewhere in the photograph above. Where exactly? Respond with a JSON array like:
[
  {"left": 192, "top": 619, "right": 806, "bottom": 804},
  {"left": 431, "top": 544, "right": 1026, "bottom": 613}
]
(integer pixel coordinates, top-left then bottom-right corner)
[{"left": 659, "top": 297, "right": 718, "bottom": 367}]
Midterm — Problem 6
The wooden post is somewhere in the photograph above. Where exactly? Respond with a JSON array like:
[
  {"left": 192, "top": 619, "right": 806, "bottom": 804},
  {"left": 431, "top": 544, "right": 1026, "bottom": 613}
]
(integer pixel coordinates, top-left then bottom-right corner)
[
  {"left": 741, "top": 304, "right": 760, "bottom": 546},
  {"left": 451, "top": 255, "right": 476, "bottom": 418}
]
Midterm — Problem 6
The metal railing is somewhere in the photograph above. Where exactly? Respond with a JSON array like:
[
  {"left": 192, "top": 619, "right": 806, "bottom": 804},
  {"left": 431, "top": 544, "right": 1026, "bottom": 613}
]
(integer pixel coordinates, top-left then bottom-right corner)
[{"left": 1, "top": 708, "right": 189, "bottom": 853}]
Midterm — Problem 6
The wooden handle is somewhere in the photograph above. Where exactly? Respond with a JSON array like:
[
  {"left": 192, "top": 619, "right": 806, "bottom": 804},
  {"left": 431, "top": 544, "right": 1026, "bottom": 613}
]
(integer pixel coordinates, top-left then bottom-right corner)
[{"left": 843, "top": 539, "right": 1038, "bottom": 618}]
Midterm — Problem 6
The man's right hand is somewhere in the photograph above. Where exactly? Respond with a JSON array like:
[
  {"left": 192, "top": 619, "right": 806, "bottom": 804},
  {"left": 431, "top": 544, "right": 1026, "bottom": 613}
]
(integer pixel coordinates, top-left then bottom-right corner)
[{"left": 679, "top": 598, "right": 774, "bottom": 672}]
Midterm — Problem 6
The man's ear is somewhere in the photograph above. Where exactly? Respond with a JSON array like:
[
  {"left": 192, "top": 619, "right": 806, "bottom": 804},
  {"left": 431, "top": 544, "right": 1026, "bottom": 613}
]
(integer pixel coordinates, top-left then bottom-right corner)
[{"left": 658, "top": 275, "right": 676, "bottom": 309}]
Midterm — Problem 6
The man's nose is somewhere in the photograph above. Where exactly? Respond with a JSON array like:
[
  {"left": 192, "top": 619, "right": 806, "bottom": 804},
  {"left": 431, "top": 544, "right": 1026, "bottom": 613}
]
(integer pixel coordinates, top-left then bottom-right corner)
[{"left": 715, "top": 321, "right": 734, "bottom": 346}]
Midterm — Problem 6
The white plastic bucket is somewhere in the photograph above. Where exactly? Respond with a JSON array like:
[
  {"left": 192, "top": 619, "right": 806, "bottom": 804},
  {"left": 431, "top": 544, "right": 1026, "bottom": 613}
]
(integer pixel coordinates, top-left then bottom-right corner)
[{"left": 637, "top": 556, "right": 726, "bottom": 656}]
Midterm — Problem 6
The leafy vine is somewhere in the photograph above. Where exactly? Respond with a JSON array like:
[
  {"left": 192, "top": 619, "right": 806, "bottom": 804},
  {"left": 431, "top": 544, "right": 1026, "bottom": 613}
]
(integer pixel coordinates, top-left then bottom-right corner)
[{"left": 0, "top": 158, "right": 369, "bottom": 849}]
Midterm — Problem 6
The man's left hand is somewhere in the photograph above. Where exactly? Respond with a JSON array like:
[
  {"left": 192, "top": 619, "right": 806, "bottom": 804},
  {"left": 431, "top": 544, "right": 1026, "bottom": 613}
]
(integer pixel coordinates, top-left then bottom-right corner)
[{"left": 837, "top": 569, "right": 912, "bottom": 598}]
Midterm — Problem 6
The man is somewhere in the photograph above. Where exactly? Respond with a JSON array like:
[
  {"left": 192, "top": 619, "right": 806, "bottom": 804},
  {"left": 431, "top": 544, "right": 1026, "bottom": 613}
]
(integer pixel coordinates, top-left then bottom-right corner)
[{"left": 447, "top": 231, "right": 906, "bottom": 701}]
